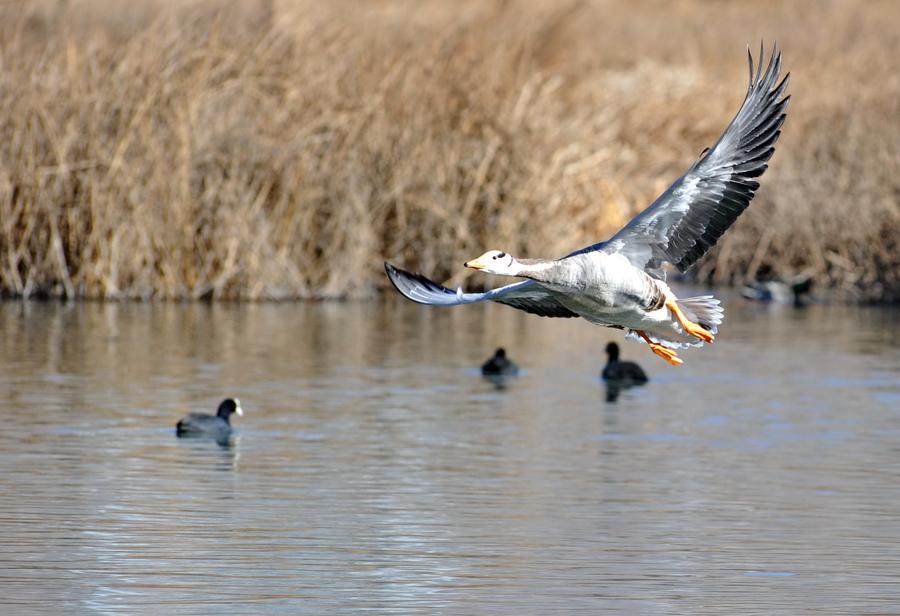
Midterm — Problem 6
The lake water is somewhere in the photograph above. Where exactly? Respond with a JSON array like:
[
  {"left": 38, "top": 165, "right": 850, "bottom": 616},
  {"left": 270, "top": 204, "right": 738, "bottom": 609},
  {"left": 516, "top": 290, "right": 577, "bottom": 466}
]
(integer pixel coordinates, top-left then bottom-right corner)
[{"left": 1, "top": 296, "right": 899, "bottom": 614}]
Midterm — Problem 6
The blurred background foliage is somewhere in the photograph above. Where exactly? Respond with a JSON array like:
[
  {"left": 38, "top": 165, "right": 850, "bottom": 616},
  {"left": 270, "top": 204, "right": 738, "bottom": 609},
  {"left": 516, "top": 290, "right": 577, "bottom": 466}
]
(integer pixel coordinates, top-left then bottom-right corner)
[{"left": 0, "top": 0, "right": 897, "bottom": 301}]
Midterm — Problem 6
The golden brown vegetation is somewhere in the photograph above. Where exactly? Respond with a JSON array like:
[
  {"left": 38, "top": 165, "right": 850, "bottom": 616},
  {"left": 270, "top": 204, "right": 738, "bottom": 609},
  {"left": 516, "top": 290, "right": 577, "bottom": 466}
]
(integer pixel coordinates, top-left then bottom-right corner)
[{"left": 1, "top": 0, "right": 898, "bottom": 301}]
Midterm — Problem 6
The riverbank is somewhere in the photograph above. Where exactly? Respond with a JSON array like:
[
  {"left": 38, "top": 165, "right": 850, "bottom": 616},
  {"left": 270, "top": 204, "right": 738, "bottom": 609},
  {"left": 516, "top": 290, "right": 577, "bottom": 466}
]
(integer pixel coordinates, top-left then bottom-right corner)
[{"left": 1, "top": 1, "right": 897, "bottom": 302}]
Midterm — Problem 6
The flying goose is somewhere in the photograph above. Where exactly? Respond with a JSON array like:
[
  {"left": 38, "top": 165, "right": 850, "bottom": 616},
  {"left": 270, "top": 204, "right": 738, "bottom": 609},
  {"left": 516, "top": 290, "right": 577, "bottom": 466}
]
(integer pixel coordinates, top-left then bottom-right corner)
[{"left": 385, "top": 44, "right": 789, "bottom": 365}]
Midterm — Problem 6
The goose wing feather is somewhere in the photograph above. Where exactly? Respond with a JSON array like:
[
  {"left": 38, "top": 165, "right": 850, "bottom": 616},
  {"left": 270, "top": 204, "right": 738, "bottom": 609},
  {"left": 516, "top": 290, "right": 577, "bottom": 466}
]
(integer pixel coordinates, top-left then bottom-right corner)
[
  {"left": 575, "top": 44, "right": 789, "bottom": 279},
  {"left": 384, "top": 262, "right": 579, "bottom": 318}
]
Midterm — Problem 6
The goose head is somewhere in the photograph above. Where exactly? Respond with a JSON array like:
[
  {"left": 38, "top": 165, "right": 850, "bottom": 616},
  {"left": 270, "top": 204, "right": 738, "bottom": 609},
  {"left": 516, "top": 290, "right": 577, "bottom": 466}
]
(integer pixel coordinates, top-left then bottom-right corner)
[{"left": 464, "top": 250, "right": 521, "bottom": 276}]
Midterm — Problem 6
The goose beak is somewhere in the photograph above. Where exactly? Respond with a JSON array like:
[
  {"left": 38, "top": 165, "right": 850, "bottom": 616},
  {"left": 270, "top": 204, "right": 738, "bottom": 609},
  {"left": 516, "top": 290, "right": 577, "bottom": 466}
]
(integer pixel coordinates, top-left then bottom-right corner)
[{"left": 465, "top": 257, "right": 487, "bottom": 270}]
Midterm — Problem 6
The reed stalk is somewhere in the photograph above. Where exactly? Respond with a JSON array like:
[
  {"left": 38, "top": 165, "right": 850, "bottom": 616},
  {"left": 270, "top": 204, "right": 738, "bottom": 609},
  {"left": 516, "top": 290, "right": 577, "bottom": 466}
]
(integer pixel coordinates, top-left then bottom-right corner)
[{"left": 1, "top": 0, "right": 897, "bottom": 302}]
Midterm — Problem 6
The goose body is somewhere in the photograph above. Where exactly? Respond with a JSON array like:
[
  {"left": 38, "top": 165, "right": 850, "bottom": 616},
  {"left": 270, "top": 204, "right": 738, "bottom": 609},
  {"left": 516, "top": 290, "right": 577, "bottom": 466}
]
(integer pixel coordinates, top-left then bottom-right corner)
[
  {"left": 512, "top": 251, "right": 683, "bottom": 341},
  {"left": 385, "top": 45, "right": 789, "bottom": 365}
]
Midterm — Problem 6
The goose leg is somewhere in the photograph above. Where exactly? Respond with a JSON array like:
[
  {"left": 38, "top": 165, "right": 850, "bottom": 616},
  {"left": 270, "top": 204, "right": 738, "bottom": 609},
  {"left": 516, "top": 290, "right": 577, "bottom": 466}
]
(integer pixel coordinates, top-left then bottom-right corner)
[
  {"left": 637, "top": 330, "right": 683, "bottom": 366},
  {"left": 666, "top": 299, "right": 714, "bottom": 343}
]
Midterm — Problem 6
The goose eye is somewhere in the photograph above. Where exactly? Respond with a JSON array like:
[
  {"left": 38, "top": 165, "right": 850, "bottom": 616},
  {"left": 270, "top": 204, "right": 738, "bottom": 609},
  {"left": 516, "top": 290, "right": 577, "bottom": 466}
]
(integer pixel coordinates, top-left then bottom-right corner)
[{"left": 496, "top": 252, "right": 505, "bottom": 259}]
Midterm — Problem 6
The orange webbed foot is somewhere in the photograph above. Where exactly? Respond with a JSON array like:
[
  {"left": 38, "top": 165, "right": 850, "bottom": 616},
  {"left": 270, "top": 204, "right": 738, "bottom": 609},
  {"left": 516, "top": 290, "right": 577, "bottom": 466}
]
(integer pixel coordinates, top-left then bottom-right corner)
[
  {"left": 666, "top": 299, "right": 715, "bottom": 343},
  {"left": 681, "top": 320, "right": 714, "bottom": 343},
  {"left": 637, "top": 330, "right": 684, "bottom": 366},
  {"left": 649, "top": 344, "right": 683, "bottom": 366}
]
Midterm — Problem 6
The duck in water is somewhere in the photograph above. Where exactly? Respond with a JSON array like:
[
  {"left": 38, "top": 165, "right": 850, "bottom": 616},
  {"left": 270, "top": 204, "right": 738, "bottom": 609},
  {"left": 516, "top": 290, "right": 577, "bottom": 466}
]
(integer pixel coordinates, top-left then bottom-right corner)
[
  {"left": 481, "top": 348, "right": 519, "bottom": 376},
  {"left": 176, "top": 398, "right": 243, "bottom": 442},
  {"left": 602, "top": 343, "right": 648, "bottom": 402},
  {"left": 602, "top": 342, "right": 648, "bottom": 383}
]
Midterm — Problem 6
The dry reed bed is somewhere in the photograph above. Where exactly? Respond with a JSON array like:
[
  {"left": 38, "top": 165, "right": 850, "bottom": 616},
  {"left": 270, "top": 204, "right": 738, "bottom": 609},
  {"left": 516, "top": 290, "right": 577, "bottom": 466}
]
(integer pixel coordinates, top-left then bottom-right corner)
[{"left": 0, "top": 0, "right": 898, "bottom": 301}]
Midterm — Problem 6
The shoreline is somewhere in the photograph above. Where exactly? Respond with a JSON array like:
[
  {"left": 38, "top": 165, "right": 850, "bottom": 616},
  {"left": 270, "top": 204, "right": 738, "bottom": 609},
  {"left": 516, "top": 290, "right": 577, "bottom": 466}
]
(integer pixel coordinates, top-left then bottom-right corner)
[{"left": 1, "top": 1, "right": 898, "bottom": 304}]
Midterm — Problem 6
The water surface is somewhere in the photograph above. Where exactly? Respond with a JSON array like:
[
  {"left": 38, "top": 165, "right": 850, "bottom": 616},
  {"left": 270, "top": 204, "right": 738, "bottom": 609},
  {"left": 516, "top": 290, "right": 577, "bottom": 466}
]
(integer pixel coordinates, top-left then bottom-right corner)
[{"left": 1, "top": 297, "right": 899, "bottom": 614}]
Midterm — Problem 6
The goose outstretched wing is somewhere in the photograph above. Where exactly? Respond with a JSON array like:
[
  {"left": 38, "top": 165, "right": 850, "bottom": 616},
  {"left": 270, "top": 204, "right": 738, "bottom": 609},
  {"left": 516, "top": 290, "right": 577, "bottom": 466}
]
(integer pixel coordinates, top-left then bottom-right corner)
[
  {"left": 384, "top": 262, "right": 579, "bottom": 318},
  {"left": 575, "top": 44, "right": 789, "bottom": 279}
]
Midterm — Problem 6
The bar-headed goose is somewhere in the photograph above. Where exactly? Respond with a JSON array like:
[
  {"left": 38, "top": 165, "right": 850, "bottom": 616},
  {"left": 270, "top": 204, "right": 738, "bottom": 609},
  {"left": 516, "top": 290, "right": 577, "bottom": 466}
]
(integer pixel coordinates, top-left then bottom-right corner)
[{"left": 386, "top": 44, "right": 789, "bottom": 365}]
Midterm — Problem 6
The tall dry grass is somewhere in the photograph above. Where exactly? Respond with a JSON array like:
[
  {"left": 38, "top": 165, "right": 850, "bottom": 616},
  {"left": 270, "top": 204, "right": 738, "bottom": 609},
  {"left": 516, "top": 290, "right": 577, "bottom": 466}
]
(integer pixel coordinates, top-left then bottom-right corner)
[{"left": 0, "top": 0, "right": 898, "bottom": 301}]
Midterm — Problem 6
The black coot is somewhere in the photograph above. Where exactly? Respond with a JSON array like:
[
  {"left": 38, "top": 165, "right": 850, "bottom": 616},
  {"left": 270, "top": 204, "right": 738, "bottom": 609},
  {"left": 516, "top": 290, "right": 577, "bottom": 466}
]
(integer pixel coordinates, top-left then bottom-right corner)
[
  {"left": 602, "top": 343, "right": 648, "bottom": 382},
  {"left": 481, "top": 348, "right": 518, "bottom": 376},
  {"left": 602, "top": 343, "right": 648, "bottom": 402},
  {"left": 176, "top": 398, "right": 243, "bottom": 440}
]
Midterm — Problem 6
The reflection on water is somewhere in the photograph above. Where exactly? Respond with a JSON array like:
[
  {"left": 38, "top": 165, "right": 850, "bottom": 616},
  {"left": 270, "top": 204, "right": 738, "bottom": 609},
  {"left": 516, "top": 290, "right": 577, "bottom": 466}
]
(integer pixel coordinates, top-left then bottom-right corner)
[
  {"left": 0, "top": 298, "right": 899, "bottom": 614},
  {"left": 481, "top": 373, "right": 517, "bottom": 391},
  {"left": 603, "top": 378, "right": 647, "bottom": 403}
]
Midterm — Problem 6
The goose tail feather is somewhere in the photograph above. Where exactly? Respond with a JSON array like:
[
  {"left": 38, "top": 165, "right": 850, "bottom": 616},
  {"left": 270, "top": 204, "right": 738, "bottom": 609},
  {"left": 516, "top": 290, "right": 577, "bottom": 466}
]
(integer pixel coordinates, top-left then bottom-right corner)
[
  {"left": 677, "top": 295, "right": 724, "bottom": 335},
  {"left": 625, "top": 295, "right": 725, "bottom": 350}
]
